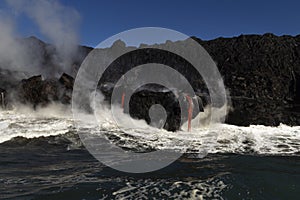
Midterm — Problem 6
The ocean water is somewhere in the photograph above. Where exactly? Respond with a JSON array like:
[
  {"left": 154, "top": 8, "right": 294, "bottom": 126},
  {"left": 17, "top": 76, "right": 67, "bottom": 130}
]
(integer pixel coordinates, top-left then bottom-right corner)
[{"left": 0, "top": 109, "right": 299, "bottom": 199}]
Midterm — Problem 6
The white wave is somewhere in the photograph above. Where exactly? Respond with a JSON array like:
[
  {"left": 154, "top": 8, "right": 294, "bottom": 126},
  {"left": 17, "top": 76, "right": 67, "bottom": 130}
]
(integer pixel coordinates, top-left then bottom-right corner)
[
  {"left": 0, "top": 110, "right": 73, "bottom": 143},
  {"left": 0, "top": 108, "right": 299, "bottom": 156},
  {"left": 90, "top": 104, "right": 300, "bottom": 156}
]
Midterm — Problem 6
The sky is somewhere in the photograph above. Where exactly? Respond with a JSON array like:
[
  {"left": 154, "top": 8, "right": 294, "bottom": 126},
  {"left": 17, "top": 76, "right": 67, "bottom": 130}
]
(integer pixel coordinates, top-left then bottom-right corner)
[{"left": 1, "top": 0, "right": 300, "bottom": 47}]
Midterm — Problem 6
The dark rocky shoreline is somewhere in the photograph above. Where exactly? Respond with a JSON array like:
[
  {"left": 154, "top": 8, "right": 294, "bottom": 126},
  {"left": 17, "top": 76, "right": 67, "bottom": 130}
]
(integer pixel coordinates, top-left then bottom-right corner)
[
  {"left": 1, "top": 33, "right": 300, "bottom": 130},
  {"left": 198, "top": 34, "right": 300, "bottom": 126}
]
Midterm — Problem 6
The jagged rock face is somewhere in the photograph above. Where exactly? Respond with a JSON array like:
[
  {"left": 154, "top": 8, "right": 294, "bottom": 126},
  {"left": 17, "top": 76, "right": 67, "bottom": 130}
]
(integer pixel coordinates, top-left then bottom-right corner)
[
  {"left": 17, "top": 75, "right": 56, "bottom": 108},
  {"left": 59, "top": 73, "right": 74, "bottom": 89},
  {"left": 99, "top": 48, "right": 208, "bottom": 96},
  {"left": 58, "top": 73, "right": 74, "bottom": 104},
  {"left": 1, "top": 34, "right": 300, "bottom": 129},
  {"left": 197, "top": 34, "right": 300, "bottom": 101},
  {"left": 15, "top": 74, "right": 74, "bottom": 108},
  {"left": 195, "top": 34, "right": 300, "bottom": 125},
  {"left": 18, "top": 75, "right": 44, "bottom": 106}
]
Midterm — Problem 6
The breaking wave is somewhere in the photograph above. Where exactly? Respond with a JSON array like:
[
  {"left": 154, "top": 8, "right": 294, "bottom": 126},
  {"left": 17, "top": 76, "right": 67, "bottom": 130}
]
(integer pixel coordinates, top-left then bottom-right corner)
[{"left": 0, "top": 107, "right": 299, "bottom": 156}]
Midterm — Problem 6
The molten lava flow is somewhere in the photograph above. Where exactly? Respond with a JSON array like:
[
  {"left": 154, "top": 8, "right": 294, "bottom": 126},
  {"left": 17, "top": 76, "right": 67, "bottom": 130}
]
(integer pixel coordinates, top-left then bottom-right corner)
[
  {"left": 186, "top": 95, "right": 193, "bottom": 132},
  {"left": 121, "top": 92, "right": 125, "bottom": 109}
]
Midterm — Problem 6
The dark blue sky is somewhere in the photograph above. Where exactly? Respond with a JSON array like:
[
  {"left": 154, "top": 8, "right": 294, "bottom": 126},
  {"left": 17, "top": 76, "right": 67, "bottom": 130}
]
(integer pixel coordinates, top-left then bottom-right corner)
[{"left": 2, "top": 0, "right": 300, "bottom": 47}]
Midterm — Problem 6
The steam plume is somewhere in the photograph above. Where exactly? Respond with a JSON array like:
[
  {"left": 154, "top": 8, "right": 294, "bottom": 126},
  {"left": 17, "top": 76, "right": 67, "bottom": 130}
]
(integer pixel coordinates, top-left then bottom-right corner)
[{"left": 0, "top": 0, "right": 81, "bottom": 76}]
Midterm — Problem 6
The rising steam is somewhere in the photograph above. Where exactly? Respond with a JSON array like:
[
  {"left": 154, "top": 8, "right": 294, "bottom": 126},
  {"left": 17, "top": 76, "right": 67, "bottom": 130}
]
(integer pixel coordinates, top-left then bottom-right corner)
[{"left": 0, "top": 0, "right": 81, "bottom": 76}]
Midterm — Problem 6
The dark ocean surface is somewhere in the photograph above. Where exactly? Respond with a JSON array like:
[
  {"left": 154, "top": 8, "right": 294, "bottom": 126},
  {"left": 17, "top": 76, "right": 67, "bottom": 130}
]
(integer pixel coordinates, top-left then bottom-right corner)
[{"left": 0, "top": 111, "right": 299, "bottom": 199}]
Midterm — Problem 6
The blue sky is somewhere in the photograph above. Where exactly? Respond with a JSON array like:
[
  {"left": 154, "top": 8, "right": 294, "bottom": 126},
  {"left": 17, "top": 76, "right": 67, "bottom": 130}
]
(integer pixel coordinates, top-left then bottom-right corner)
[{"left": 1, "top": 0, "right": 300, "bottom": 47}]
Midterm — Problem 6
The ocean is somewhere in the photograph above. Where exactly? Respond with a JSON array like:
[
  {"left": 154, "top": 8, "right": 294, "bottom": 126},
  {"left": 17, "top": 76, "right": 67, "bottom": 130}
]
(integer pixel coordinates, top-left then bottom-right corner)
[{"left": 0, "top": 109, "right": 299, "bottom": 199}]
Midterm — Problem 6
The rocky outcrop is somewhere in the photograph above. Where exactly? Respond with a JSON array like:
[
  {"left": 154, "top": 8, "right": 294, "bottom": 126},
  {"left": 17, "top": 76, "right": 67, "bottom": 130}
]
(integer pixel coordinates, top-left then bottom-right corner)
[{"left": 14, "top": 74, "right": 74, "bottom": 108}]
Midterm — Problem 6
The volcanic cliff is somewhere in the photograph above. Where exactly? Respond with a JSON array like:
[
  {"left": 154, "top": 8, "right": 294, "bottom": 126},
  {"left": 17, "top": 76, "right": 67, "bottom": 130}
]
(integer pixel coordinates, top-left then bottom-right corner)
[{"left": 0, "top": 33, "right": 299, "bottom": 130}]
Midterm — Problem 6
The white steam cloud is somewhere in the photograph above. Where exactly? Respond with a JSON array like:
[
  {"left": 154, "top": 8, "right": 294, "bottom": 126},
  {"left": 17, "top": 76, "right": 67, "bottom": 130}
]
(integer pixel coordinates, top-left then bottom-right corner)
[{"left": 0, "top": 0, "right": 81, "bottom": 77}]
